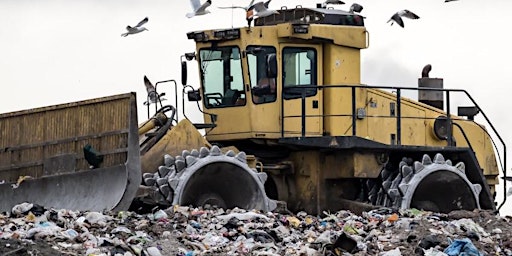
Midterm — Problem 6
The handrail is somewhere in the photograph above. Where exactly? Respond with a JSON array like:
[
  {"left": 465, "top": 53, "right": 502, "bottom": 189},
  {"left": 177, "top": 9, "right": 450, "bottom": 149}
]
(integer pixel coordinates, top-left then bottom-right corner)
[{"left": 280, "top": 83, "right": 506, "bottom": 210}]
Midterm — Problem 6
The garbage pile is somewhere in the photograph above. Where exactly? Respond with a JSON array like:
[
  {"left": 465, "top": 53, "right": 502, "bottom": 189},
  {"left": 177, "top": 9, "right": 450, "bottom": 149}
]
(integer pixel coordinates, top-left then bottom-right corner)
[{"left": 0, "top": 202, "right": 511, "bottom": 255}]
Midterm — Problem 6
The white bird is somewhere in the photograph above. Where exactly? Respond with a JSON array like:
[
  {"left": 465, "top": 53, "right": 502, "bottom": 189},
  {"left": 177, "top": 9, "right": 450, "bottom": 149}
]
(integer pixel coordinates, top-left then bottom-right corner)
[
  {"left": 387, "top": 10, "right": 420, "bottom": 28},
  {"left": 321, "top": 0, "right": 345, "bottom": 8},
  {"left": 121, "top": 17, "right": 149, "bottom": 37},
  {"left": 247, "top": 1, "right": 278, "bottom": 20},
  {"left": 218, "top": 0, "right": 256, "bottom": 11},
  {"left": 186, "top": 0, "right": 212, "bottom": 18},
  {"left": 143, "top": 76, "right": 166, "bottom": 105}
]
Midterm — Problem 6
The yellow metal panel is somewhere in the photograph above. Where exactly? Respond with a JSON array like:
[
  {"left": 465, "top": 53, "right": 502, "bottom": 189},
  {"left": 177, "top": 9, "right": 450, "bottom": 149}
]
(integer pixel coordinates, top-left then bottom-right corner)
[{"left": 276, "top": 24, "right": 368, "bottom": 49}]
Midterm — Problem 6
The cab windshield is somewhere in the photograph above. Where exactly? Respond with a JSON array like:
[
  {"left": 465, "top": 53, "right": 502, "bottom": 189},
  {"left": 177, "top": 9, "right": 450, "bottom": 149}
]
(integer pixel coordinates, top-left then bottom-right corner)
[{"left": 199, "top": 46, "right": 245, "bottom": 108}]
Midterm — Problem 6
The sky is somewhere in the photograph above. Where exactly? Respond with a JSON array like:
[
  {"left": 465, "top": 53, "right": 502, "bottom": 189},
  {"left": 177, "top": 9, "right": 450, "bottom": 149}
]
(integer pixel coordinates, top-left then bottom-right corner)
[{"left": 1, "top": 0, "right": 512, "bottom": 214}]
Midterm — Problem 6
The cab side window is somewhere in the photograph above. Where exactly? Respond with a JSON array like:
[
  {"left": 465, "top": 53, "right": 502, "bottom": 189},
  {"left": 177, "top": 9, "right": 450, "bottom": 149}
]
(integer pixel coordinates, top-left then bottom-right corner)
[
  {"left": 247, "top": 46, "right": 277, "bottom": 104},
  {"left": 282, "top": 47, "right": 317, "bottom": 100}
]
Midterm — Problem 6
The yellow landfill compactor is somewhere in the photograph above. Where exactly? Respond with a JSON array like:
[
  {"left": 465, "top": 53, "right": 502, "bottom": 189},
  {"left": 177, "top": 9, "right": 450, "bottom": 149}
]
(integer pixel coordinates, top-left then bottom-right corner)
[{"left": 0, "top": 4, "right": 507, "bottom": 215}]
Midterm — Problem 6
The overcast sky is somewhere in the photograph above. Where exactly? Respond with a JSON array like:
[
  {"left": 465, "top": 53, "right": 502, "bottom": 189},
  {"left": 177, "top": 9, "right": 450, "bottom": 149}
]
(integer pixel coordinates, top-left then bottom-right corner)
[{"left": 1, "top": 0, "right": 512, "bottom": 214}]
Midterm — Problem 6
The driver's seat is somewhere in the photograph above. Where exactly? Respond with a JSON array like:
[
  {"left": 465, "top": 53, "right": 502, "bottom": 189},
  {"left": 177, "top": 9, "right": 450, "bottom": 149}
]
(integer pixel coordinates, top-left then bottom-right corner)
[{"left": 222, "top": 89, "right": 241, "bottom": 106}]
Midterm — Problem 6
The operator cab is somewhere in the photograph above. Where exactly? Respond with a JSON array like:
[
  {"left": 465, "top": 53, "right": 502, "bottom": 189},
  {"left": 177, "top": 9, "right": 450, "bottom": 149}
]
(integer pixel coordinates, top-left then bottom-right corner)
[{"left": 184, "top": 4, "right": 368, "bottom": 141}]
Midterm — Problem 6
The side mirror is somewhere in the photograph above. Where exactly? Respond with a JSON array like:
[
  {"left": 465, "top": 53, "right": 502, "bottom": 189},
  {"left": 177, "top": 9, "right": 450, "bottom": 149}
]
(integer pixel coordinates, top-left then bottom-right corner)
[
  {"left": 187, "top": 90, "right": 201, "bottom": 101},
  {"left": 266, "top": 53, "right": 278, "bottom": 79},
  {"left": 181, "top": 61, "right": 188, "bottom": 86}
]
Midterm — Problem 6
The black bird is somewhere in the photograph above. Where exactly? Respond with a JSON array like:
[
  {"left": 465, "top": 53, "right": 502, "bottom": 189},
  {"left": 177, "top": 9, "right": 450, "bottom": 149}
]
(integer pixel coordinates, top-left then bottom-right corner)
[
  {"left": 388, "top": 10, "right": 420, "bottom": 28},
  {"left": 349, "top": 3, "right": 363, "bottom": 13},
  {"left": 83, "top": 144, "right": 104, "bottom": 169}
]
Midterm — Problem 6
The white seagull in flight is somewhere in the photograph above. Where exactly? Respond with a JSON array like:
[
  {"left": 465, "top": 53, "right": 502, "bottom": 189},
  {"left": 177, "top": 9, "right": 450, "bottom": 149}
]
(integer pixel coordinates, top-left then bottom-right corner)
[
  {"left": 143, "top": 76, "right": 166, "bottom": 105},
  {"left": 247, "top": 1, "right": 278, "bottom": 20},
  {"left": 218, "top": 0, "right": 256, "bottom": 11},
  {"left": 121, "top": 17, "right": 149, "bottom": 37},
  {"left": 187, "top": 0, "right": 212, "bottom": 18},
  {"left": 387, "top": 10, "right": 420, "bottom": 28}
]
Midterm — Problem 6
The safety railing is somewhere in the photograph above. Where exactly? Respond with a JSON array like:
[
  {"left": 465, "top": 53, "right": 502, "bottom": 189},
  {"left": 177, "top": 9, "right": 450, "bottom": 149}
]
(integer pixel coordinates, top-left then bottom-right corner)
[{"left": 280, "top": 84, "right": 507, "bottom": 210}]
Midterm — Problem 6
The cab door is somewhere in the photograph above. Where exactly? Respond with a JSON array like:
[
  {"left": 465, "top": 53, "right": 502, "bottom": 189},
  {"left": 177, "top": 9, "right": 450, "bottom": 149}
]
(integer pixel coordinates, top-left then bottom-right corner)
[{"left": 281, "top": 44, "right": 323, "bottom": 137}]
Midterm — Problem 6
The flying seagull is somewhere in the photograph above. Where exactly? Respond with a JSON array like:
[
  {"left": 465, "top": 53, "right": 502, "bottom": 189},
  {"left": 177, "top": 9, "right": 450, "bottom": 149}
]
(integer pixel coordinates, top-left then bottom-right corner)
[
  {"left": 321, "top": 0, "right": 345, "bottom": 8},
  {"left": 387, "top": 10, "right": 420, "bottom": 28},
  {"left": 144, "top": 75, "right": 158, "bottom": 105},
  {"left": 349, "top": 3, "right": 363, "bottom": 13},
  {"left": 121, "top": 17, "right": 149, "bottom": 37},
  {"left": 247, "top": 1, "right": 278, "bottom": 20},
  {"left": 187, "top": 0, "right": 212, "bottom": 18},
  {"left": 143, "top": 76, "right": 166, "bottom": 105},
  {"left": 218, "top": 0, "right": 256, "bottom": 11}
]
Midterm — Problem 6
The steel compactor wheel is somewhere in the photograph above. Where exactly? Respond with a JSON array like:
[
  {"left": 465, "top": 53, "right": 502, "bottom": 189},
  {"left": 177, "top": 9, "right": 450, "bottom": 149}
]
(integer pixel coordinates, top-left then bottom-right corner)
[
  {"left": 143, "top": 145, "right": 277, "bottom": 212},
  {"left": 370, "top": 153, "right": 482, "bottom": 213}
]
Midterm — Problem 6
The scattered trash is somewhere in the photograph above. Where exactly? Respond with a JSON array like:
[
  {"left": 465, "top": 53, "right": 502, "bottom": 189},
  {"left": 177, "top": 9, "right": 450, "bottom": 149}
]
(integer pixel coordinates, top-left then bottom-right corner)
[{"left": 0, "top": 203, "right": 510, "bottom": 255}]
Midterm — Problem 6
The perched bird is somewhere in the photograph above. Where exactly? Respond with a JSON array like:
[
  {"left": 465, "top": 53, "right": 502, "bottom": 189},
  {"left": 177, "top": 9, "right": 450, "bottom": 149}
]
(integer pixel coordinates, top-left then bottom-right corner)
[
  {"left": 422, "top": 64, "right": 432, "bottom": 78},
  {"left": 218, "top": 0, "right": 256, "bottom": 11},
  {"left": 321, "top": 0, "right": 345, "bottom": 8},
  {"left": 387, "top": 10, "right": 420, "bottom": 28},
  {"left": 247, "top": 1, "right": 278, "bottom": 20},
  {"left": 121, "top": 17, "right": 149, "bottom": 37},
  {"left": 349, "top": 3, "right": 363, "bottom": 13},
  {"left": 186, "top": 0, "right": 212, "bottom": 18},
  {"left": 143, "top": 75, "right": 166, "bottom": 105},
  {"left": 83, "top": 144, "right": 104, "bottom": 169}
]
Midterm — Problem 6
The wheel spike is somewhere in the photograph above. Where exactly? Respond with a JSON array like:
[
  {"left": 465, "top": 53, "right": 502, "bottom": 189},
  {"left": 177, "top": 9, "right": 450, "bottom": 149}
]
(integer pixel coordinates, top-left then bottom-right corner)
[
  {"left": 422, "top": 154, "right": 432, "bottom": 165},
  {"left": 159, "top": 184, "right": 170, "bottom": 197},
  {"left": 235, "top": 151, "right": 247, "bottom": 163},
  {"left": 156, "top": 177, "right": 167, "bottom": 186},
  {"left": 225, "top": 150, "right": 236, "bottom": 157},
  {"left": 144, "top": 177, "right": 156, "bottom": 186},
  {"left": 382, "top": 180, "right": 391, "bottom": 190},
  {"left": 473, "top": 184, "right": 482, "bottom": 195},
  {"left": 169, "top": 178, "right": 179, "bottom": 190},
  {"left": 403, "top": 172, "right": 414, "bottom": 184},
  {"left": 210, "top": 145, "right": 222, "bottom": 156},
  {"left": 158, "top": 166, "right": 171, "bottom": 178},
  {"left": 190, "top": 149, "right": 200, "bottom": 157},
  {"left": 381, "top": 167, "right": 393, "bottom": 180},
  {"left": 175, "top": 158, "right": 186, "bottom": 172},
  {"left": 433, "top": 153, "right": 445, "bottom": 164},
  {"left": 199, "top": 147, "right": 210, "bottom": 158},
  {"left": 399, "top": 183, "right": 409, "bottom": 195},
  {"left": 143, "top": 172, "right": 154, "bottom": 179},
  {"left": 414, "top": 161, "right": 424, "bottom": 173},
  {"left": 182, "top": 150, "right": 191, "bottom": 159},
  {"left": 402, "top": 165, "right": 413, "bottom": 178},
  {"left": 446, "top": 159, "right": 453, "bottom": 166},
  {"left": 455, "top": 162, "right": 466, "bottom": 173},
  {"left": 257, "top": 172, "right": 268, "bottom": 183},
  {"left": 186, "top": 155, "right": 198, "bottom": 167},
  {"left": 164, "top": 154, "right": 175, "bottom": 167}
]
